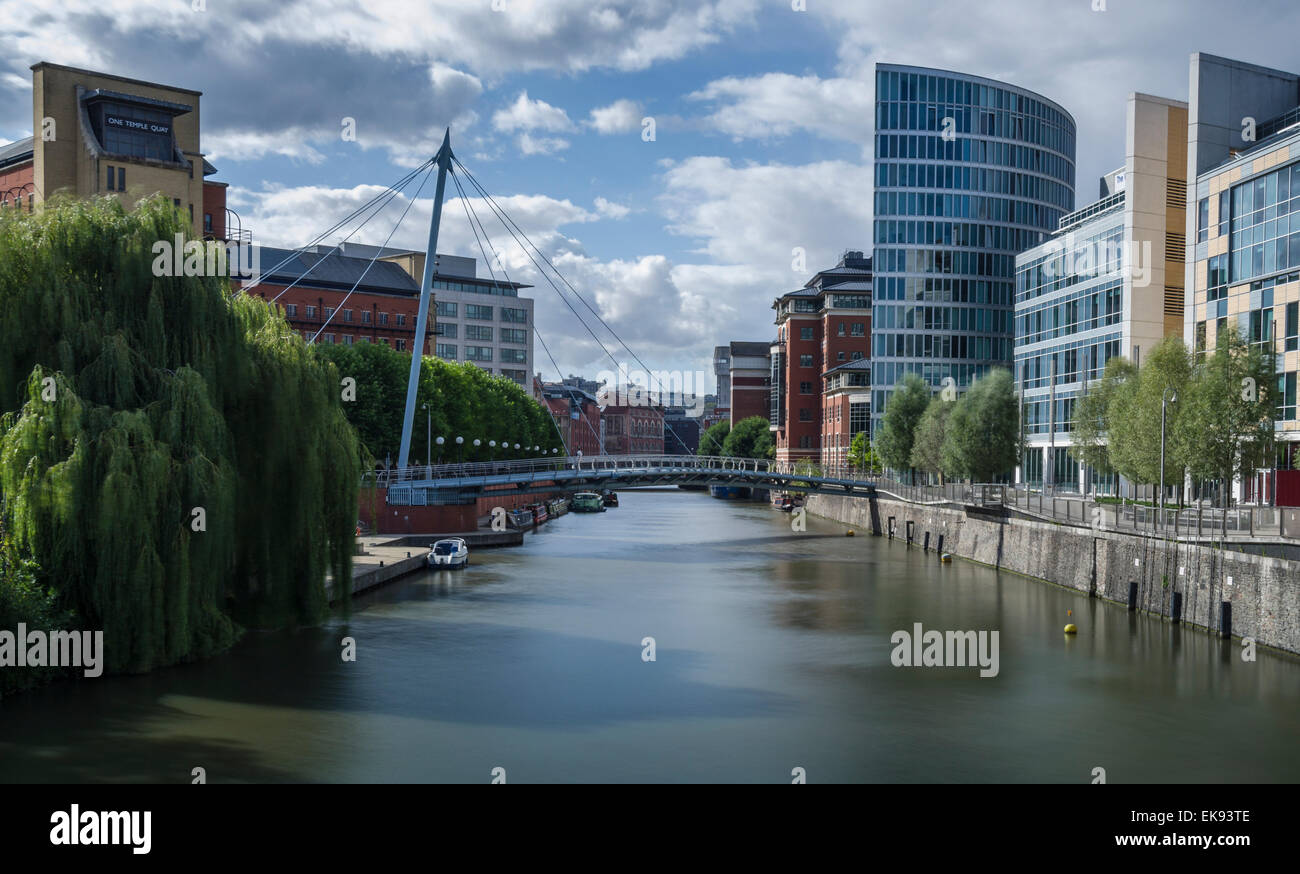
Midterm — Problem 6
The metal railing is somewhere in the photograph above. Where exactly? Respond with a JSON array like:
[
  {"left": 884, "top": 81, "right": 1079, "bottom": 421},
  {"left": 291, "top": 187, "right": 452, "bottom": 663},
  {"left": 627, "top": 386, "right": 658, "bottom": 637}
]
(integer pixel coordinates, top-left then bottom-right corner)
[{"left": 366, "top": 454, "right": 779, "bottom": 487}]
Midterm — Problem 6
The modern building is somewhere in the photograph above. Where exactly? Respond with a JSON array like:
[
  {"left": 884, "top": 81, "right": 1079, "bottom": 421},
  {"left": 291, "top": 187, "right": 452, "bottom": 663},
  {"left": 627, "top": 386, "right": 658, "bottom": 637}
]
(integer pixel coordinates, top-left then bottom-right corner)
[
  {"left": 1184, "top": 54, "right": 1300, "bottom": 505},
  {"left": 770, "top": 251, "right": 873, "bottom": 464},
  {"left": 376, "top": 248, "right": 534, "bottom": 386},
  {"left": 872, "top": 63, "right": 1076, "bottom": 428},
  {"left": 0, "top": 62, "right": 227, "bottom": 241},
  {"left": 602, "top": 403, "right": 665, "bottom": 455},
  {"left": 1015, "top": 92, "right": 1189, "bottom": 493}
]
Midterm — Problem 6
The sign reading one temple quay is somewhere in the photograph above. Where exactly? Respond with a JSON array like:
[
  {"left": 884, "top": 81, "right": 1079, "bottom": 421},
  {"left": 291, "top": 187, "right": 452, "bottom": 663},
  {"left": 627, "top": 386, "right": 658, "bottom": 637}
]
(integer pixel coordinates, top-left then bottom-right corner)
[{"left": 104, "top": 114, "right": 170, "bottom": 136}]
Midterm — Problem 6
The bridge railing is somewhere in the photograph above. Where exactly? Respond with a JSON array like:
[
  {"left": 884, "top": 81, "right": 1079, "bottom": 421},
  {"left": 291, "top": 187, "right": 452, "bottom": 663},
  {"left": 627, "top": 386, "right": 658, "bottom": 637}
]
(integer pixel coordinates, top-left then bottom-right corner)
[{"left": 365, "top": 454, "right": 779, "bottom": 486}]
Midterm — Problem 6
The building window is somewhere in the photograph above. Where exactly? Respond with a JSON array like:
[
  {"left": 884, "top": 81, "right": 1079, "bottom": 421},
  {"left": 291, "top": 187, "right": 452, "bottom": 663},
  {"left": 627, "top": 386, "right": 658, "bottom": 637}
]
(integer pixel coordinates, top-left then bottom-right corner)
[
  {"left": 204, "top": 213, "right": 213, "bottom": 233},
  {"left": 1287, "top": 302, "right": 1299, "bottom": 352},
  {"left": 851, "top": 322, "right": 865, "bottom": 336},
  {"left": 501, "top": 328, "right": 527, "bottom": 344},
  {"left": 851, "top": 351, "right": 864, "bottom": 360},
  {"left": 466, "top": 325, "right": 493, "bottom": 341},
  {"left": 436, "top": 343, "right": 457, "bottom": 359},
  {"left": 799, "top": 381, "right": 812, "bottom": 394},
  {"left": 362, "top": 311, "right": 372, "bottom": 324},
  {"left": 436, "top": 301, "right": 457, "bottom": 318},
  {"left": 1280, "top": 372, "right": 1298, "bottom": 422},
  {"left": 467, "top": 304, "right": 494, "bottom": 320},
  {"left": 285, "top": 304, "right": 297, "bottom": 318},
  {"left": 502, "top": 369, "right": 527, "bottom": 383},
  {"left": 1229, "top": 162, "right": 1300, "bottom": 282},
  {"left": 305, "top": 305, "right": 317, "bottom": 319},
  {"left": 465, "top": 346, "right": 493, "bottom": 361},
  {"left": 343, "top": 335, "right": 354, "bottom": 346},
  {"left": 325, "top": 307, "right": 335, "bottom": 320},
  {"left": 395, "top": 339, "right": 407, "bottom": 351},
  {"left": 799, "top": 354, "right": 813, "bottom": 367},
  {"left": 800, "top": 326, "right": 814, "bottom": 340},
  {"left": 343, "top": 309, "right": 353, "bottom": 323},
  {"left": 1197, "top": 197, "right": 1209, "bottom": 244},
  {"left": 379, "top": 312, "right": 389, "bottom": 325},
  {"left": 396, "top": 313, "right": 407, "bottom": 326},
  {"left": 501, "top": 307, "right": 527, "bottom": 323},
  {"left": 435, "top": 322, "right": 458, "bottom": 338},
  {"left": 837, "top": 351, "right": 846, "bottom": 361},
  {"left": 501, "top": 348, "right": 527, "bottom": 364},
  {"left": 323, "top": 333, "right": 335, "bottom": 344},
  {"left": 837, "top": 323, "right": 846, "bottom": 336},
  {"left": 1218, "top": 190, "right": 1229, "bottom": 237},
  {"left": 799, "top": 408, "right": 811, "bottom": 421}
]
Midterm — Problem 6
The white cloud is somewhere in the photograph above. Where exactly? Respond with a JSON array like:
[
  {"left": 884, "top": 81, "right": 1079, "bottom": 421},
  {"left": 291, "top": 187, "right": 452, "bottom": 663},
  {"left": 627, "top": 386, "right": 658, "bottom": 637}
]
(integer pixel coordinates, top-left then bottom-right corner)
[
  {"left": 493, "top": 91, "right": 575, "bottom": 133},
  {"left": 593, "top": 197, "right": 631, "bottom": 219},
  {"left": 587, "top": 98, "right": 643, "bottom": 134},
  {"left": 688, "top": 72, "right": 874, "bottom": 142},
  {"left": 517, "top": 132, "right": 570, "bottom": 156}
]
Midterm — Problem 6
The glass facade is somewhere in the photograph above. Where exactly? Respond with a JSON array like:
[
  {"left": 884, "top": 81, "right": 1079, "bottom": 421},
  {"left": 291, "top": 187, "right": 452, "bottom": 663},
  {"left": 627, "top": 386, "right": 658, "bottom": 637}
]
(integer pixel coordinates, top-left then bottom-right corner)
[{"left": 872, "top": 64, "right": 1076, "bottom": 423}]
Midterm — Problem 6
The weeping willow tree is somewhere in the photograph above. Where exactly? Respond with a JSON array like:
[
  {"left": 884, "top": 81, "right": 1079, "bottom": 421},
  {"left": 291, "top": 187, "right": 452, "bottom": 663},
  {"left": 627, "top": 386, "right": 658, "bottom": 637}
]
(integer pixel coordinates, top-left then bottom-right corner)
[{"left": 0, "top": 196, "right": 360, "bottom": 676}]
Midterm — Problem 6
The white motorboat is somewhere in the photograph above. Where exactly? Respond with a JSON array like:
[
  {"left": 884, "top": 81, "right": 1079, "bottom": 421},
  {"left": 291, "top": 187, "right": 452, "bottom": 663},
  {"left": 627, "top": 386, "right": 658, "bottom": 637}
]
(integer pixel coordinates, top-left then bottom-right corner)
[{"left": 427, "top": 537, "right": 469, "bottom": 569}]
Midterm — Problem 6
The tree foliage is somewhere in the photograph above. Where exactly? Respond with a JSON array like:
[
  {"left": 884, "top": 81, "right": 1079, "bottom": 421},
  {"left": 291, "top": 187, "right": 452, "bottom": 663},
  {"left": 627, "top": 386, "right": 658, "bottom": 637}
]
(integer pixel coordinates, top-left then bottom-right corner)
[
  {"left": 1106, "top": 336, "right": 1191, "bottom": 487},
  {"left": 876, "top": 373, "right": 930, "bottom": 473},
  {"left": 910, "top": 397, "right": 954, "bottom": 480},
  {"left": 0, "top": 196, "right": 361, "bottom": 675},
  {"left": 700, "top": 420, "right": 730, "bottom": 456},
  {"left": 848, "top": 432, "right": 881, "bottom": 474},
  {"left": 721, "top": 415, "right": 773, "bottom": 460},
  {"left": 1173, "top": 328, "right": 1276, "bottom": 505},
  {"left": 942, "top": 368, "right": 1019, "bottom": 482},
  {"left": 314, "top": 343, "right": 561, "bottom": 466},
  {"left": 1071, "top": 355, "right": 1136, "bottom": 477}
]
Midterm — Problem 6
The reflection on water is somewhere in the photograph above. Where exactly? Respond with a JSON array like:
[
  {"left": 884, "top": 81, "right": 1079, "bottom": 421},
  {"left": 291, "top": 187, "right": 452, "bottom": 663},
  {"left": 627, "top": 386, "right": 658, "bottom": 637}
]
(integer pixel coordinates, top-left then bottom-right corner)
[{"left": 2, "top": 489, "right": 1297, "bottom": 783}]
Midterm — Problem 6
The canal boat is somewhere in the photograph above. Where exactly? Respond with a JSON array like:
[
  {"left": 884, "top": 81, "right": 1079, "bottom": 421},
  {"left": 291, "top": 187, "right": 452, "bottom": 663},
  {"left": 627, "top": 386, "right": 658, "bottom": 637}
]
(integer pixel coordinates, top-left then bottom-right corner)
[
  {"left": 427, "top": 537, "right": 469, "bottom": 569},
  {"left": 547, "top": 497, "right": 569, "bottom": 517},
  {"left": 571, "top": 491, "right": 606, "bottom": 513},
  {"left": 531, "top": 502, "right": 549, "bottom": 524},
  {"left": 601, "top": 489, "right": 619, "bottom": 508},
  {"left": 509, "top": 507, "right": 535, "bottom": 528},
  {"left": 777, "top": 494, "right": 795, "bottom": 512}
]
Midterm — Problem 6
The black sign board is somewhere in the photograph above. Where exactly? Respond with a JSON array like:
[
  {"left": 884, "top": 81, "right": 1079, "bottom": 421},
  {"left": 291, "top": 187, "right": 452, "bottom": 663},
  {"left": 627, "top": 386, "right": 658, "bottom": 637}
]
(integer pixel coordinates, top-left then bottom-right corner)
[{"left": 104, "top": 114, "right": 171, "bottom": 137}]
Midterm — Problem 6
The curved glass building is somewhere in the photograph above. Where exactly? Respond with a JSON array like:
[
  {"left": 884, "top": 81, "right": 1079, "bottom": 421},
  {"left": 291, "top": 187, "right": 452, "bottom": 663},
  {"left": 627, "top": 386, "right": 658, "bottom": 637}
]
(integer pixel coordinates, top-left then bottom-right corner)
[{"left": 872, "top": 64, "right": 1076, "bottom": 425}]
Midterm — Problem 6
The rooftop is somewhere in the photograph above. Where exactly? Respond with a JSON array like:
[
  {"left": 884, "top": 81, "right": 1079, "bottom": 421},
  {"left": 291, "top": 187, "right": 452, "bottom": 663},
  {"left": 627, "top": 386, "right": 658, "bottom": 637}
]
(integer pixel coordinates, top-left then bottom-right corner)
[{"left": 255, "top": 246, "right": 422, "bottom": 295}]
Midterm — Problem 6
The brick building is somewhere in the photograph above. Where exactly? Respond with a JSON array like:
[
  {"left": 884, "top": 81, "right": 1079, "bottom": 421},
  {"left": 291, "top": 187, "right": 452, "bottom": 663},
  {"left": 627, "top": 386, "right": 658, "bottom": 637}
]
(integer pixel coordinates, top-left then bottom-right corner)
[
  {"left": 602, "top": 404, "right": 665, "bottom": 454},
  {"left": 770, "top": 251, "right": 873, "bottom": 464},
  {"left": 541, "top": 382, "right": 602, "bottom": 457}
]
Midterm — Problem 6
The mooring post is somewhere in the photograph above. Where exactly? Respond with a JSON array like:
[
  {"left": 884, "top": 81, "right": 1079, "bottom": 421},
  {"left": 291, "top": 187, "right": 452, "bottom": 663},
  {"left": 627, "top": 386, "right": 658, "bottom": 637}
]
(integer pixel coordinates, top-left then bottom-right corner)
[
  {"left": 937, "top": 534, "right": 944, "bottom": 554},
  {"left": 1171, "top": 591, "right": 1183, "bottom": 625},
  {"left": 923, "top": 531, "right": 930, "bottom": 552},
  {"left": 1127, "top": 581, "right": 1138, "bottom": 611},
  {"left": 1220, "top": 601, "right": 1232, "bottom": 639}
]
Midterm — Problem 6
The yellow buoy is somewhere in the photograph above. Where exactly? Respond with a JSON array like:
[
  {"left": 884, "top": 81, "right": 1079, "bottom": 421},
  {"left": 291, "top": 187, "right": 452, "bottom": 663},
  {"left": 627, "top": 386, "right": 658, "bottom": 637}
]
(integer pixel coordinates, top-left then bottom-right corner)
[
  {"left": 940, "top": 553, "right": 952, "bottom": 563},
  {"left": 1064, "top": 623, "right": 1078, "bottom": 634},
  {"left": 846, "top": 529, "right": 855, "bottom": 537}
]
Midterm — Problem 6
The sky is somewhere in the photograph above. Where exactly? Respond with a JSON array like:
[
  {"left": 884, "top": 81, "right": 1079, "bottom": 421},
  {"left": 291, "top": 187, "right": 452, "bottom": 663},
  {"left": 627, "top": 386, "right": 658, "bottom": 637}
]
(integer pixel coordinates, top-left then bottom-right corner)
[{"left": 3, "top": 0, "right": 1300, "bottom": 382}]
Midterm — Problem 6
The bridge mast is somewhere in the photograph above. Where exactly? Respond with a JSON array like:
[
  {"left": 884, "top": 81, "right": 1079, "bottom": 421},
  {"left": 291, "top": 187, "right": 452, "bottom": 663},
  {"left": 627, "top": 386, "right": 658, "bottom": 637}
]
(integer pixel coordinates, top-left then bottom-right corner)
[{"left": 397, "top": 129, "right": 454, "bottom": 475}]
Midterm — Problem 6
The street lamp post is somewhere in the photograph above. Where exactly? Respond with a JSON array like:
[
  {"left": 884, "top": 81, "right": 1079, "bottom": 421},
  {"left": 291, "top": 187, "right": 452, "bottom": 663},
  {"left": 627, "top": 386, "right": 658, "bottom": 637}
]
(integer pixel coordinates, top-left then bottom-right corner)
[
  {"left": 1160, "top": 386, "right": 1177, "bottom": 533},
  {"left": 436, "top": 435, "right": 445, "bottom": 466},
  {"left": 489, "top": 440, "right": 496, "bottom": 463},
  {"left": 422, "top": 403, "right": 431, "bottom": 469}
]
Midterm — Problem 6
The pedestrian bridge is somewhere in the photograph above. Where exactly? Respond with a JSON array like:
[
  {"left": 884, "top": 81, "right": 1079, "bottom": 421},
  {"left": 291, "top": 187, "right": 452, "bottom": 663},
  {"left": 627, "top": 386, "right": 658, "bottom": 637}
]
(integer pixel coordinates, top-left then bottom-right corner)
[{"left": 378, "top": 455, "right": 880, "bottom": 505}]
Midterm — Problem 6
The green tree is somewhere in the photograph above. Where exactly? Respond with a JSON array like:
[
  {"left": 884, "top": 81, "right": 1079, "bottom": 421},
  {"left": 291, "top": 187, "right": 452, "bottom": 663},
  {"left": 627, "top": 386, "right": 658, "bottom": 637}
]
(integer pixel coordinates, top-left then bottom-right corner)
[
  {"left": 1174, "top": 328, "right": 1276, "bottom": 520},
  {"left": 1107, "top": 336, "right": 1192, "bottom": 491},
  {"left": 910, "top": 397, "right": 955, "bottom": 482},
  {"left": 942, "top": 368, "right": 1019, "bottom": 482},
  {"left": 721, "top": 416, "right": 774, "bottom": 459},
  {"left": 700, "top": 419, "right": 730, "bottom": 455},
  {"left": 876, "top": 373, "right": 930, "bottom": 477},
  {"left": 0, "top": 196, "right": 361, "bottom": 674},
  {"left": 1071, "top": 355, "right": 1136, "bottom": 482},
  {"left": 847, "top": 432, "right": 881, "bottom": 474}
]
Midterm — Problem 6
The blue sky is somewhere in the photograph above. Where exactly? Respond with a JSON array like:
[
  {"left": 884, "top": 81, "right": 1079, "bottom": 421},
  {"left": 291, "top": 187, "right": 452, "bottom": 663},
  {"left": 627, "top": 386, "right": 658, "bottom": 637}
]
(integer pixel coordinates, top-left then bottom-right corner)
[{"left": 3, "top": 0, "right": 1300, "bottom": 379}]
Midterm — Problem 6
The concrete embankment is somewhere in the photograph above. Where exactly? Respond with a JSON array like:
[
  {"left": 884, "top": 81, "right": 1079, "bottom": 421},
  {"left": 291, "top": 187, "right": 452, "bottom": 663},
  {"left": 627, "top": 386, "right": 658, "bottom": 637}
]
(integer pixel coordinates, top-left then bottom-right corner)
[
  {"left": 328, "top": 530, "right": 524, "bottom": 600},
  {"left": 805, "top": 493, "right": 1300, "bottom": 655}
]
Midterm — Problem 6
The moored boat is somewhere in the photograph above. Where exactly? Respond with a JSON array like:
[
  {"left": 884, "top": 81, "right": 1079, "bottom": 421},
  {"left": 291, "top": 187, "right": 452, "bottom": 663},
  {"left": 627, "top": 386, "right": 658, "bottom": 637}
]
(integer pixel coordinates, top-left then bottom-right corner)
[
  {"left": 427, "top": 537, "right": 469, "bottom": 569},
  {"left": 509, "top": 508, "right": 535, "bottom": 528},
  {"left": 531, "top": 502, "right": 549, "bottom": 524},
  {"left": 601, "top": 489, "right": 619, "bottom": 507},
  {"left": 571, "top": 491, "right": 605, "bottom": 513}
]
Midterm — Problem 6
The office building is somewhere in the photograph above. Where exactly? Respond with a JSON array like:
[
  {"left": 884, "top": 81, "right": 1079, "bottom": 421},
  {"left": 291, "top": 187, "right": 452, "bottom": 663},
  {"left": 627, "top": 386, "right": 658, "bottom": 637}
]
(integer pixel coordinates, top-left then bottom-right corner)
[
  {"left": 872, "top": 63, "right": 1076, "bottom": 427},
  {"left": 1015, "top": 93, "right": 1189, "bottom": 492}
]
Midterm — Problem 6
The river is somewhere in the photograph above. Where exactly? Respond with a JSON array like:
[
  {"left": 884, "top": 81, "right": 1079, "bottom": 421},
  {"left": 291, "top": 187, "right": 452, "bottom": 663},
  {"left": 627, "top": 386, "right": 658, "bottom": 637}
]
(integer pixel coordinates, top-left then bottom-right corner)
[{"left": 2, "top": 488, "right": 1297, "bottom": 783}]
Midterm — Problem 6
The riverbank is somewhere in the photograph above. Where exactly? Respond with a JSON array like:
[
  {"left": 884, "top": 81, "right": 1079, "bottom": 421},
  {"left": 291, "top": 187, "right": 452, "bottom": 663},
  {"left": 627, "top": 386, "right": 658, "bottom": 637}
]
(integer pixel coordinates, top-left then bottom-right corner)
[{"left": 805, "top": 493, "right": 1300, "bottom": 655}]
